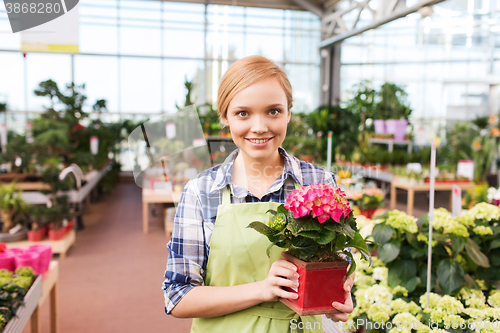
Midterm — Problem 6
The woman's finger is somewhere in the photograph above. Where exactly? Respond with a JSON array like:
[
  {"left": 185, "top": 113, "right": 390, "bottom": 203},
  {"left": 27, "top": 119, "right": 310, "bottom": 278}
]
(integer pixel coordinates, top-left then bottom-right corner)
[{"left": 270, "top": 266, "right": 299, "bottom": 281}]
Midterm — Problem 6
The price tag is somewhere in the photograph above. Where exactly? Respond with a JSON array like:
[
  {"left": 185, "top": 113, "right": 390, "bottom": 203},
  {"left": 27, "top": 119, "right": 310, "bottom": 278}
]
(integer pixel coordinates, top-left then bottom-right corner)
[
  {"left": 457, "top": 160, "right": 474, "bottom": 180},
  {"left": 452, "top": 185, "right": 462, "bottom": 217}
]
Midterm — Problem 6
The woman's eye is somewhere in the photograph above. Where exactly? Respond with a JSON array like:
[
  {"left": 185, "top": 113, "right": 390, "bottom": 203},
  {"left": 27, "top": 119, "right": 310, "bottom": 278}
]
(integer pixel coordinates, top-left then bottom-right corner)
[
  {"left": 236, "top": 111, "right": 248, "bottom": 117},
  {"left": 269, "top": 109, "right": 281, "bottom": 116}
]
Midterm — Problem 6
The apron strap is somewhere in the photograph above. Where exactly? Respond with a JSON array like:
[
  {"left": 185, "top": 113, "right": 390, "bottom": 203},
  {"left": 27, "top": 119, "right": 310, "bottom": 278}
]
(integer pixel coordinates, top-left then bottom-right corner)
[
  {"left": 222, "top": 185, "right": 231, "bottom": 205},
  {"left": 222, "top": 179, "right": 301, "bottom": 206}
]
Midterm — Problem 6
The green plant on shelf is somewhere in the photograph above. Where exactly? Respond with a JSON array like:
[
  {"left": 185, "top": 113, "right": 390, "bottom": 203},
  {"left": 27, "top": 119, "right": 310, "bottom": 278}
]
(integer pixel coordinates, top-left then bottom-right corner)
[
  {"left": 0, "top": 182, "right": 28, "bottom": 233},
  {"left": 375, "top": 83, "right": 412, "bottom": 120},
  {"left": 370, "top": 204, "right": 500, "bottom": 298},
  {"left": 0, "top": 267, "right": 35, "bottom": 328},
  {"left": 353, "top": 190, "right": 385, "bottom": 211},
  {"left": 28, "top": 205, "right": 46, "bottom": 232},
  {"left": 348, "top": 249, "right": 500, "bottom": 333}
]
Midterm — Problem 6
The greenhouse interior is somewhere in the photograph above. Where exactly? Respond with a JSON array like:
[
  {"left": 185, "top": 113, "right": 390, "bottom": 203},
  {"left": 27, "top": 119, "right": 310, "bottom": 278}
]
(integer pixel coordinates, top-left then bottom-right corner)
[{"left": 0, "top": 0, "right": 499, "bottom": 332}]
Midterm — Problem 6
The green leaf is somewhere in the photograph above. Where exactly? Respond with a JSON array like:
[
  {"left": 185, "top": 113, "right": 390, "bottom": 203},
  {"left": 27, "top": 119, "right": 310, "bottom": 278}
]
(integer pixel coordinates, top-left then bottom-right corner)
[
  {"left": 417, "top": 214, "right": 429, "bottom": 227},
  {"left": 266, "top": 243, "right": 275, "bottom": 258},
  {"left": 298, "top": 230, "right": 321, "bottom": 240},
  {"left": 341, "top": 223, "right": 356, "bottom": 239},
  {"left": 323, "top": 222, "right": 343, "bottom": 232},
  {"left": 405, "top": 277, "right": 418, "bottom": 292},
  {"left": 490, "top": 249, "right": 500, "bottom": 266},
  {"left": 388, "top": 260, "right": 417, "bottom": 289},
  {"left": 465, "top": 238, "right": 490, "bottom": 267},
  {"left": 316, "top": 229, "right": 338, "bottom": 245},
  {"left": 247, "top": 221, "right": 278, "bottom": 238},
  {"left": 276, "top": 205, "right": 288, "bottom": 216},
  {"left": 490, "top": 238, "right": 500, "bottom": 249},
  {"left": 463, "top": 274, "right": 480, "bottom": 289},
  {"left": 450, "top": 236, "right": 466, "bottom": 254},
  {"left": 409, "top": 248, "right": 426, "bottom": 259},
  {"left": 265, "top": 209, "right": 277, "bottom": 217},
  {"left": 342, "top": 251, "right": 356, "bottom": 276},
  {"left": 299, "top": 218, "right": 323, "bottom": 232},
  {"left": 437, "top": 259, "right": 465, "bottom": 294},
  {"left": 419, "top": 265, "right": 436, "bottom": 291},
  {"left": 378, "top": 240, "right": 400, "bottom": 263},
  {"left": 406, "top": 233, "right": 420, "bottom": 249},
  {"left": 288, "top": 237, "right": 317, "bottom": 260},
  {"left": 371, "top": 223, "right": 394, "bottom": 245}
]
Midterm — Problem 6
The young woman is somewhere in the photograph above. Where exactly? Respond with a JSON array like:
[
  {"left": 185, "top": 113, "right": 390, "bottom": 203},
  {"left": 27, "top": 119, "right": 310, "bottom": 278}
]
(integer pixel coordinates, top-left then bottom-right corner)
[{"left": 163, "top": 55, "right": 354, "bottom": 332}]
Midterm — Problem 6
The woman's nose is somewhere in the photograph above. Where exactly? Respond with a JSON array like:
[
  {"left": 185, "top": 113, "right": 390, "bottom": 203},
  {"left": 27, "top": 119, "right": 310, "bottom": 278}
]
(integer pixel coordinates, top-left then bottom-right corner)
[{"left": 250, "top": 116, "right": 268, "bottom": 133}]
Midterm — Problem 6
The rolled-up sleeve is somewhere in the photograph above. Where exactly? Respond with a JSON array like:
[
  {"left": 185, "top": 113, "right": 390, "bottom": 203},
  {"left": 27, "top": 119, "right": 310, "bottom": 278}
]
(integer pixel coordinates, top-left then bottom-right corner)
[
  {"left": 163, "top": 180, "right": 206, "bottom": 315},
  {"left": 323, "top": 170, "right": 338, "bottom": 188}
]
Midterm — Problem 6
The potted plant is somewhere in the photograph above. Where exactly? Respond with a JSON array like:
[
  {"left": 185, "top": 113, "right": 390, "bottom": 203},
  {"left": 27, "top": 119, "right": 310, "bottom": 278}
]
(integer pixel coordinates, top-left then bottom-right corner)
[
  {"left": 375, "top": 83, "right": 412, "bottom": 141},
  {"left": 0, "top": 183, "right": 28, "bottom": 241},
  {"left": 27, "top": 206, "right": 47, "bottom": 242},
  {"left": 46, "top": 196, "right": 73, "bottom": 241},
  {"left": 353, "top": 189, "right": 384, "bottom": 219},
  {"left": 248, "top": 183, "right": 374, "bottom": 315}
]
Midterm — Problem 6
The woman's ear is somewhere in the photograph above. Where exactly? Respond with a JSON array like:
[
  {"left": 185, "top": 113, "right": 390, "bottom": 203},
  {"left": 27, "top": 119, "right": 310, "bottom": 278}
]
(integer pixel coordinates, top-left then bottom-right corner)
[
  {"left": 220, "top": 114, "right": 228, "bottom": 128},
  {"left": 286, "top": 109, "right": 291, "bottom": 123}
]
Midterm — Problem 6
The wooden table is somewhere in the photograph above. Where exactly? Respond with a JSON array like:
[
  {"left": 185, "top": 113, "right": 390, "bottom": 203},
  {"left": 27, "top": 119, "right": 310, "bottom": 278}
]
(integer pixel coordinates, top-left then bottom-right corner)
[
  {"left": 31, "top": 261, "right": 59, "bottom": 333},
  {"left": 390, "top": 181, "right": 475, "bottom": 216},
  {"left": 7, "top": 230, "right": 76, "bottom": 258},
  {"left": 142, "top": 187, "right": 383, "bottom": 234},
  {"left": 142, "top": 189, "right": 182, "bottom": 234}
]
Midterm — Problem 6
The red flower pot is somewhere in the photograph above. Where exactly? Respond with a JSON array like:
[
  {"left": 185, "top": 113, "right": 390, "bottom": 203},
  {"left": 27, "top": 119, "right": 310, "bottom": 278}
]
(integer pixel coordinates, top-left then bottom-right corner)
[
  {"left": 48, "top": 228, "right": 68, "bottom": 241},
  {"left": 280, "top": 252, "right": 349, "bottom": 315},
  {"left": 65, "top": 220, "right": 75, "bottom": 233},
  {"left": 28, "top": 229, "right": 46, "bottom": 242},
  {"left": 359, "top": 208, "right": 377, "bottom": 219}
]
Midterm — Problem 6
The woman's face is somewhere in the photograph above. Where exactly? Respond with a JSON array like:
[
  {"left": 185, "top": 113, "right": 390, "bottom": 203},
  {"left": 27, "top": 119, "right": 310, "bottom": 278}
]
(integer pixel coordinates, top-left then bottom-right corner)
[{"left": 222, "top": 77, "right": 290, "bottom": 164}]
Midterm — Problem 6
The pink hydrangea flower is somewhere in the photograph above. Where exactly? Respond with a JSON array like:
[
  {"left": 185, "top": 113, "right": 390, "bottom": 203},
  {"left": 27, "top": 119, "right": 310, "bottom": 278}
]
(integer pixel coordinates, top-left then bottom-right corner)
[{"left": 284, "top": 183, "right": 352, "bottom": 223}]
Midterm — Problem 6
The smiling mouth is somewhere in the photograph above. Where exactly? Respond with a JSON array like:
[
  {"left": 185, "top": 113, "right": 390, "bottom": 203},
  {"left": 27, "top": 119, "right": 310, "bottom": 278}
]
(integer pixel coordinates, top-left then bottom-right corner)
[{"left": 246, "top": 137, "right": 273, "bottom": 144}]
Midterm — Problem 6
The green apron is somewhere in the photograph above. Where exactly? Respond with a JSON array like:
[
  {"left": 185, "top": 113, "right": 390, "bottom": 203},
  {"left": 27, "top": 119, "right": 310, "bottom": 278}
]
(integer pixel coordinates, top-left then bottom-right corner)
[{"left": 191, "top": 181, "right": 324, "bottom": 333}]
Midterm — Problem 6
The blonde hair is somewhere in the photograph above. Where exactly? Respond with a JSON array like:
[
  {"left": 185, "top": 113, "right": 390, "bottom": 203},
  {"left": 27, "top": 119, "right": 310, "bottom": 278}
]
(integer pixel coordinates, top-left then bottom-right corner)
[{"left": 217, "top": 55, "right": 293, "bottom": 124}]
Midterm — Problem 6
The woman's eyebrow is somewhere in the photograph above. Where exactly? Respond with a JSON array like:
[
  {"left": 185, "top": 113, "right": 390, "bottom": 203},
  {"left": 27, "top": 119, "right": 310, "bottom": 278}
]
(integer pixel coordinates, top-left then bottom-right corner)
[{"left": 230, "top": 103, "right": 285, "bottom": 111}]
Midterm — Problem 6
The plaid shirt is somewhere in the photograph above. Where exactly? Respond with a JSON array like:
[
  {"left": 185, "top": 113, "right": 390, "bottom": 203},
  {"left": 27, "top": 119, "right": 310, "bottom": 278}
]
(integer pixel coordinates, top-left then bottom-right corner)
[{"left": 163, "top": 147, "right": 337, "bottom": 315}]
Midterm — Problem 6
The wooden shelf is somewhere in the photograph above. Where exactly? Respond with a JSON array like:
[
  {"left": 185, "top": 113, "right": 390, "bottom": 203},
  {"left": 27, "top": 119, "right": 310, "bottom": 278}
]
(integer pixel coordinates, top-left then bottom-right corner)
[
  {"left": 3, "top": 275, "right": 43, "bottom": 333},
  {"left": 6, "top": 230, "right": 76, "bottom": 258}
]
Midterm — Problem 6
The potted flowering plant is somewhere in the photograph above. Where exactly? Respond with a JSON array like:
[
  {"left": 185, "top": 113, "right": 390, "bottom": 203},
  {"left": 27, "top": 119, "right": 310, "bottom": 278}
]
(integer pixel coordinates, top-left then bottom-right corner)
[
  {"left": 353, "top": 189, "right": 384, "bottom": 219},
  {"left": 27, "top": 206, "right": 47, "bottom": 242},
  {"left": 248, "top": 183, "right": 374, "bottom": 315}
]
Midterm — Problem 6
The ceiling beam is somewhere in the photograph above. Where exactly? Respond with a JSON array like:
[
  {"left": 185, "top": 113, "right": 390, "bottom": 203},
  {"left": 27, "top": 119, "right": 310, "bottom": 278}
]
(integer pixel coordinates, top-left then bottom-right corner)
[
  {"left": 319, "top": 0, "right": 445, "bottom": 48},
  {"left": 291, "top": 0, "right": 324, "bottom": 17}
]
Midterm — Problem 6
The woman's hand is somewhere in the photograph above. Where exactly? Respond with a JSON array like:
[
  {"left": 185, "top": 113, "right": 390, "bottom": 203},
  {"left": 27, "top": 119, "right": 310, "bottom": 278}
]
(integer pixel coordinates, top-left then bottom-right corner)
[
  {"left": 258, "top": 258, "right": 299, "bottom": 302},
  {"left": 325, "top": 272, "right": 355, "bottom": 322}
]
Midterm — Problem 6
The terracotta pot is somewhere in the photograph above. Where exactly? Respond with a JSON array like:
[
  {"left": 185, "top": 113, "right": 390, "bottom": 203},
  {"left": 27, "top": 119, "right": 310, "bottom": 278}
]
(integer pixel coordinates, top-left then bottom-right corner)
[
  {"left": 359, "top": 208, "right": 377, "bottom": 219},
  {"left": 48, "top": 228, "right": 68, "bottom": 241},
  {"left": 27, "top": 228, "right": 46, "bottom": 242},
  {"left": 280, "top": 252, "right": 349, "bottom": 315}
]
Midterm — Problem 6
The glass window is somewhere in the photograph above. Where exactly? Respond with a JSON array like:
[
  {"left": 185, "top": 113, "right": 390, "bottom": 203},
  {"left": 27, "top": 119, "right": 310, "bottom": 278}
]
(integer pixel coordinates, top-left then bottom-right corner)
[
  {"left": 120, "top": 58, "right": 162, "bottom": 113},
  {"left": 0, "top": 15, "right": 20, "bottom": 50},
  {"left": 285, "top": 63, "right": 320, "bottom": 113},
  {"left": 164, "top": 27, "right": 205, "bottom": 58},
  {"left": 120, "top": 26, "right": 162, "bottom": 56},
  {"left": 80, "top": 24, "right": 118, "bottom": 54},
  {"left": 164, "top": 59, "right": 205, "bottom": 112},
  {"left": 74, "top": 55, "right": 118, "bottom": 113},
  {"left": 246, "top": 29, "right": 283, "bottom": 61},
  {"left": 26, "top": 53, "right": 71, "bottom": 112},
  {"left": 0, "top": 53, "right": 24, "bottom": 111}
]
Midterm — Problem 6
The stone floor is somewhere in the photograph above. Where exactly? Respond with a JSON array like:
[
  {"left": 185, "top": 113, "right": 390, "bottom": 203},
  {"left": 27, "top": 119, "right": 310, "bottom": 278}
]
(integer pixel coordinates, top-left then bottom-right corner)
[{"left": 19, "top": 180, "right": 449, "bottom": 333}]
